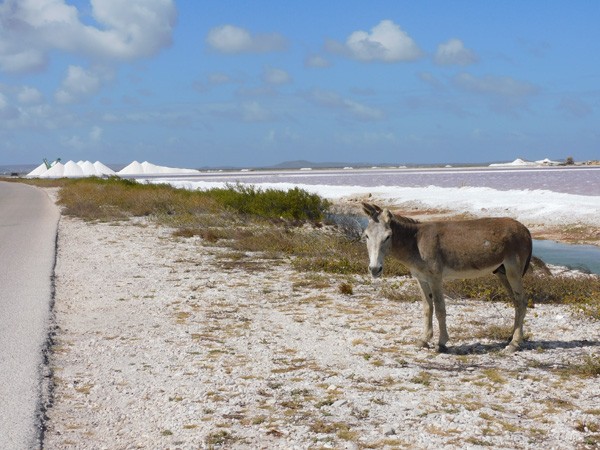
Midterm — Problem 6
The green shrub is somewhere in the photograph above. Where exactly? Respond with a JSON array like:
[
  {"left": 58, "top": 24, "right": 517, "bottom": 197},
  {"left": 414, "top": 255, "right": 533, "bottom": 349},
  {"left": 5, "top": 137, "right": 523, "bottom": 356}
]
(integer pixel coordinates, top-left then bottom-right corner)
[
  {"left": 207, "top": 183, "right": 329, "bottom": 222},
  {"left": 56, "top": 178, "right": 329, "bottom": 223}
]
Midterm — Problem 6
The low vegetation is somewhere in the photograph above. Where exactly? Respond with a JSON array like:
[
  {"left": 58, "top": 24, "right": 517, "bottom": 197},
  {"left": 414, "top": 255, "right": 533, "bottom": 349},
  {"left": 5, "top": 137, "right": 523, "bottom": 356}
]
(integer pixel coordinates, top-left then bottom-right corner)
[{"left": 14, "top": 176, "right": 600, "bottom": 319}]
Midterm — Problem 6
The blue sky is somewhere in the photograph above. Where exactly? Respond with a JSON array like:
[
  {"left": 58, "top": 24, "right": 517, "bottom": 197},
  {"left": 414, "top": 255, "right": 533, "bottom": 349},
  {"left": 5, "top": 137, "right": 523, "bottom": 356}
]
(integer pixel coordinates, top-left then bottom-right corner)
[{"left": 0, "top": 1, "right": 599, "bottom": 167}]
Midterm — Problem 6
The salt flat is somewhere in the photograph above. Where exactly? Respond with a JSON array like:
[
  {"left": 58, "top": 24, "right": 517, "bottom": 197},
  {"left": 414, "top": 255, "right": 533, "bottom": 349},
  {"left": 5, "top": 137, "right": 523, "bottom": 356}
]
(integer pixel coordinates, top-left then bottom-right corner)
[{"left": 43, "top": 199, "right": 599, "bottom": 449}]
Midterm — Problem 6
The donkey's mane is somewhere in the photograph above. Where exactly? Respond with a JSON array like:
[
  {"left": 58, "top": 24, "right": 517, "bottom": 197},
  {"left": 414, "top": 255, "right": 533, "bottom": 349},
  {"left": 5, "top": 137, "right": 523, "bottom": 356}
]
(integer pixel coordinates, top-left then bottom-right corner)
[{"left": 393, "top": 214, "right": 420, "bottom": 225}]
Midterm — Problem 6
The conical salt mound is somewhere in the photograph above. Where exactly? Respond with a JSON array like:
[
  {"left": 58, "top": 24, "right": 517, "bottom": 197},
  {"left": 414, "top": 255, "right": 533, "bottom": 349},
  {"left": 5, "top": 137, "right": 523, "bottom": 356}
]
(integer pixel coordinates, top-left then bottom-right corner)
[
  {"left": 118, "top": 161, "right": 144, "bottom": 175},
  {"left": 27, "top": 163, "right": 49, "bottom": 177},
  {"left": 63, "top": 160, "right": 84, "bottom": 177},
  {"left": 27, "top": 160, "right": 118, "bottom": 177},
  {"left": 39, "top": 162, "right": 65, "bottom": 178},
  {"left": 141, "top": 161, "right": 163, "bottom": 173},
  {"left": 117, "top": 160, "right": 199, "bottom": 175},
  {"left": 78, "top": 161, "right": 97, "bottom": 176},
  {"left": 140, "top": 161, "right": 200, "bottom": 174},
  {"left": 93, "top": 161, "right": 116, "bottom": 175}
]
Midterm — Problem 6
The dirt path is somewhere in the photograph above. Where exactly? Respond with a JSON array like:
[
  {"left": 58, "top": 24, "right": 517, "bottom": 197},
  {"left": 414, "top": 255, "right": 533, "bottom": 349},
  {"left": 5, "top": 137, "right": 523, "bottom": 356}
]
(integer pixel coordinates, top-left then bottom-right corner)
[{"left": 42, "top": 215, "right": 599, "bottom": 449}]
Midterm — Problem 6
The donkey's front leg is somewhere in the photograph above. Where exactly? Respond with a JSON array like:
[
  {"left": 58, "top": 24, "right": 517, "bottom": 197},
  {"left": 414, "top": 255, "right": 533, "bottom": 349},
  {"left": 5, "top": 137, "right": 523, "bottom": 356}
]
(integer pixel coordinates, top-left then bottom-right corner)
[
  {"left": 417, "top": 279, "right": 434, "bottom": 348},
  {"left": 430, "top": 280, "right": 449, "bottom": 353}
]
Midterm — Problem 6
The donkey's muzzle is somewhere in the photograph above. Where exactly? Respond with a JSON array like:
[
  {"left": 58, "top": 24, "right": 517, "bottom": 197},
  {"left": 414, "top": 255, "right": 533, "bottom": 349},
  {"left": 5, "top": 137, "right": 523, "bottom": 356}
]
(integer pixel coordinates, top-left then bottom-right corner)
[{"left": 369, "top": 265, "right": 383, "bottom": 278}]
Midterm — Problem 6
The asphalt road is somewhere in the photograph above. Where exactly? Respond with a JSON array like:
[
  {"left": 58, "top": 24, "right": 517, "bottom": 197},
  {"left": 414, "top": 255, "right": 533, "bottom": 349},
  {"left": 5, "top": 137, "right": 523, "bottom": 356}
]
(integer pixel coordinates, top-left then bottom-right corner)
[{"left": 0, "top": 181, "right": 59, "bottom": 449}]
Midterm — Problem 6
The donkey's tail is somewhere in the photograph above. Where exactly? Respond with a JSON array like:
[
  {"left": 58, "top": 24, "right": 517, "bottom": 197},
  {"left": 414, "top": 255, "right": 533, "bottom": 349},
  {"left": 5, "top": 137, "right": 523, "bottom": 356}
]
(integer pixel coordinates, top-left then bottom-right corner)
[{"left": 522, "top": 229, "right": 533, "bottom": 277}]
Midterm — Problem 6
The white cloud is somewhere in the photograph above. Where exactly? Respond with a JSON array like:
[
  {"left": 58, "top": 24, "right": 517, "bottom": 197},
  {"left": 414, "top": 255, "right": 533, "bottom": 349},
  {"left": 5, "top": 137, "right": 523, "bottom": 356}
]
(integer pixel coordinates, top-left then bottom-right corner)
[
  {"left": 206, "top": 24, "right": 287, "bottom": 54},
  {"left": 265, "top": 127, "right": 299, "bottom": 144},
  {"left": 305, "top": 54, "right": 330, "bottom": 68},
  {"left": 335, "top": 131, "right": 398, "bottom": 146},
  {"left": 435, "top": 39, "right": 478, "bottom": 66},
  {"left": 0, "top": 93, "right": 10, "bottom": 111},
  {"left": 55, "top": 65, "right": 114, "bottom": 104},
  {"left": 418, "top": 72, "right": 444, "bottom": 89},
  {"left": 0, "top": 0, "right": 176, "bottom": 73},
  {"left": 454, "top": 73, "right": 537, "bottom": 97},
  {"left": 0, "top": 92, "right": 18, "bottom": 119},
  {"left": 90, "top": 125, "right": 103, "bottom": 142},
  {"left": 305, "top": 88, "right": 384, "bottom": 120},
  {"left": 17, "top": 86, "right": 44, "bottom": 105},
  {"left": 241, "top": 101, "right": 270, "bottom": 122},
  {"left": 208, "top": 72, "right": 232, "bottom": 85},
  {"left": 453, "top": 72, "right": 539, "bottom": 113},
  {"left": 209, "top": 100, "right": 272, "bottom": 123},
  {"left": 329, "top": 20, "right": 422, "bottom": 62},
  {"left": 193, "top": 72, "right": 238, "bottom": 93},
  {"left": 263, "top": 67, "right": 291, "bottom": 85},
  {"left": 62, "top": 134, "right": 85, "bottom": 150},
  {"left": 0, "top": 49, "right": 47, "bottom": 73}
]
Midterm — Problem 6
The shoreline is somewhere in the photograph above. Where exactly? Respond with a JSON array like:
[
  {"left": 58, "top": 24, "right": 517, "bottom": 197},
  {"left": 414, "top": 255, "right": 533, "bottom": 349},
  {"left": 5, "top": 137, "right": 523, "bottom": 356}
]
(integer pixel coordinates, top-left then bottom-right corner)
[{"left": 42, "top": 190, "right": 600, "bottom": 449}]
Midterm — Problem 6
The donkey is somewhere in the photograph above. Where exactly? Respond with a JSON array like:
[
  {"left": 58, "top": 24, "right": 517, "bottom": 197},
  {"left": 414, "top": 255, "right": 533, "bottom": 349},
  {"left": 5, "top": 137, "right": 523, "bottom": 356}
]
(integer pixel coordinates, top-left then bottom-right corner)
[{"left": 362, "top": 203, "right": 532, "bottom": 353}]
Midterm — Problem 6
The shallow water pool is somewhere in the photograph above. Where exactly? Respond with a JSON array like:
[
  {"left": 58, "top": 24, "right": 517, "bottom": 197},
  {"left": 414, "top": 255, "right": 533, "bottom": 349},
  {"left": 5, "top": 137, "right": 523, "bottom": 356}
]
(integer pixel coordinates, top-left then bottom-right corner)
[{"left": 533, "top": 239, "right": 600, "bottom": 275}]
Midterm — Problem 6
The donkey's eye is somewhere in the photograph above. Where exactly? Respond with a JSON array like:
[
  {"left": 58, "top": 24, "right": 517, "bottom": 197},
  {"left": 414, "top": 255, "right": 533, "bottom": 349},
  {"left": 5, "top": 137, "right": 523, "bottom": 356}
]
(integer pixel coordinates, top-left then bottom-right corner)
[{"left": 384, "top": 235, "right": 391, "bottom": 242}]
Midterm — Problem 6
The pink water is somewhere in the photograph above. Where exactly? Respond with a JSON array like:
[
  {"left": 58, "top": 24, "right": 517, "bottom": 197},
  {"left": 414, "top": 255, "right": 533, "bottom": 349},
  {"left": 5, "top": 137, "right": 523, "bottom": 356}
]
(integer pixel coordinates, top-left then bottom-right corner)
[{"left": 176, "top": 166, "right": 600, "bottom": 196}]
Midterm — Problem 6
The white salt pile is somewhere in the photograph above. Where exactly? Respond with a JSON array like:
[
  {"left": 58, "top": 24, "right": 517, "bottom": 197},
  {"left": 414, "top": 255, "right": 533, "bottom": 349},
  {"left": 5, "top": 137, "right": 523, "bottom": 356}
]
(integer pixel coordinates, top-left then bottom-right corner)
[
  {"left": 489, "top": 158, "right": 536, "bottom": 167},
  {"left": 490, "top": 158, "right": 562, "bottom": 167},
  {"left": 27, "top": 163, "right": 51, "bottom": 177},
  {"left": 117, "top": 161, "right": 200, "bottom": 175},
  {"left": 79, "top": 161, "right": 96, "bottom": 175},
  {"left": 39, "top": 162, "right": 66, "bottom": 178},
  {"left": 535, "top": 158, "right": 562, "bottom": 166},
  {"left": 118, "top": 160, "right": 144, "bottom": 175},
  {"left": 29, "top": 160, "right": 116, "bottom": 178},
  {"left": 63, "top": 161, "right": 84, "bottom": 177},
  {"left": 27, "top": 160, "right": 198, "bottom": 178}
]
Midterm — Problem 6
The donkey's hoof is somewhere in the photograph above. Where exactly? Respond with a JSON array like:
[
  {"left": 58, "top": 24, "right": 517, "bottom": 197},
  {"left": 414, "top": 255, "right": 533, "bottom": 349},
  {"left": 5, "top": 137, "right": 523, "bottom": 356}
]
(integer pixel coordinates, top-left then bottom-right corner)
[
  {"left": 416, "top": 340, "right": 430, "bottom": 349},
  {"left": 435, "top": 343, "right": 448, "bottom": 353},
  {"left": 503, "top": 343, "right": 520, "bottom": 354}
]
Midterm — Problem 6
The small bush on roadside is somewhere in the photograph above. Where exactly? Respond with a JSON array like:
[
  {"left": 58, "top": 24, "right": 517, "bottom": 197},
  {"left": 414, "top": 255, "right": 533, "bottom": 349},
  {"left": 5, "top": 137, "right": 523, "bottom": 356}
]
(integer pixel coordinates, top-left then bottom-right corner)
[
  {"left": 207, "top": 183, "right": 330, "bottom": 222},
  {"left": 56, "top": 178, "right": 328, "bottom": 223}
]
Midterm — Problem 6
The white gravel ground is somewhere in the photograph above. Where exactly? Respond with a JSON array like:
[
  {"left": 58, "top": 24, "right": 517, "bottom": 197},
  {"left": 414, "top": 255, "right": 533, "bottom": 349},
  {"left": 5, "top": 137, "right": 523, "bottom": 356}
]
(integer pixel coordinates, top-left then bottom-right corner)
[{"left": 43, "top": 212, "right": 599, "bottom": 449}]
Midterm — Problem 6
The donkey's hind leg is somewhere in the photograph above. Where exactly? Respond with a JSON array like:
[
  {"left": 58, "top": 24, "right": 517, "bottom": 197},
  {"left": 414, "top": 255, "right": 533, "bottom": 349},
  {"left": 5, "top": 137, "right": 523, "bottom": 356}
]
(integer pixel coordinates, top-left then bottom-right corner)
[
  {"left": 494, "top": 268, "right": 517, "bottom": 342},
  {"left": 503, "top": 264, "right": 528, "bottom": 352}
]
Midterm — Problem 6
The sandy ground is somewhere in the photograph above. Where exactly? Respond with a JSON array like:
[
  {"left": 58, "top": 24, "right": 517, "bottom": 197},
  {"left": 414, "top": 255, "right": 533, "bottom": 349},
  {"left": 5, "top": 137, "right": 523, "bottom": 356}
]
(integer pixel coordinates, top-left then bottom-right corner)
[{"left": 42, "top": 199, "right": 600, "bottom": 449}]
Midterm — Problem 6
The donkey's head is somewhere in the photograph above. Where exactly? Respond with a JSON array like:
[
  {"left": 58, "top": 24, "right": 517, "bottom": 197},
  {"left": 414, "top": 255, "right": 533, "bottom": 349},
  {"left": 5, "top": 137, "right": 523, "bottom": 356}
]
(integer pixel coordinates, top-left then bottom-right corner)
[{"left": 362, "top": 202, "right": 394, "bottom": 278}]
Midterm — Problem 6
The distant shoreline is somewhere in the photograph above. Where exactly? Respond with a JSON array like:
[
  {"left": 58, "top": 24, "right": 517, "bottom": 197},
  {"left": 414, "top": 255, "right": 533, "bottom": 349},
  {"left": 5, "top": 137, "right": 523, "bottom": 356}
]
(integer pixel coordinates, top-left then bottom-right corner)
[{"left": 2, "top": 158, "right": 599, "bottom": 177}]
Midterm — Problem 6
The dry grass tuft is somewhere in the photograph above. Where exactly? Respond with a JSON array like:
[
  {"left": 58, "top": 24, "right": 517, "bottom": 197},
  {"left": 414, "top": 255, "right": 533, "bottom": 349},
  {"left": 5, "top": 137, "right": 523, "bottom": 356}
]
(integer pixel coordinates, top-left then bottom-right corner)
[
  {"left": 557, "top": 355, "right": 600, "bottom": 378},
  {"left": 338, "top": 282, "right": 353, "bottom": 295}
]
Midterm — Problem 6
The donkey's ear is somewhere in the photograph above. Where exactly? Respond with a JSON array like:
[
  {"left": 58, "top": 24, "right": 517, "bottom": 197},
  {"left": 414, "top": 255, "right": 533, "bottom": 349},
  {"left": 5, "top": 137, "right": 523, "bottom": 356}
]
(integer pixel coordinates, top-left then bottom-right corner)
[
  {"left": 362, "top": 202, "right": 382, "bottom": 218},
  {"left": 362, "top": 202, "right": 375, "bottom": 217},
  {"left": 381, "top": 209, "right": 393, "bottom": 223}
]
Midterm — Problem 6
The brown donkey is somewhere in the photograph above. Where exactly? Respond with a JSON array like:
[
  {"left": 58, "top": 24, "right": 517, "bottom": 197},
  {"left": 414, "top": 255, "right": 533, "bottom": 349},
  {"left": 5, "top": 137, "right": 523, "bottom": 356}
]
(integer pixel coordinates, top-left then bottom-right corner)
[{"left": 362, "top": 203, "right": 532, "bottom": 353}]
